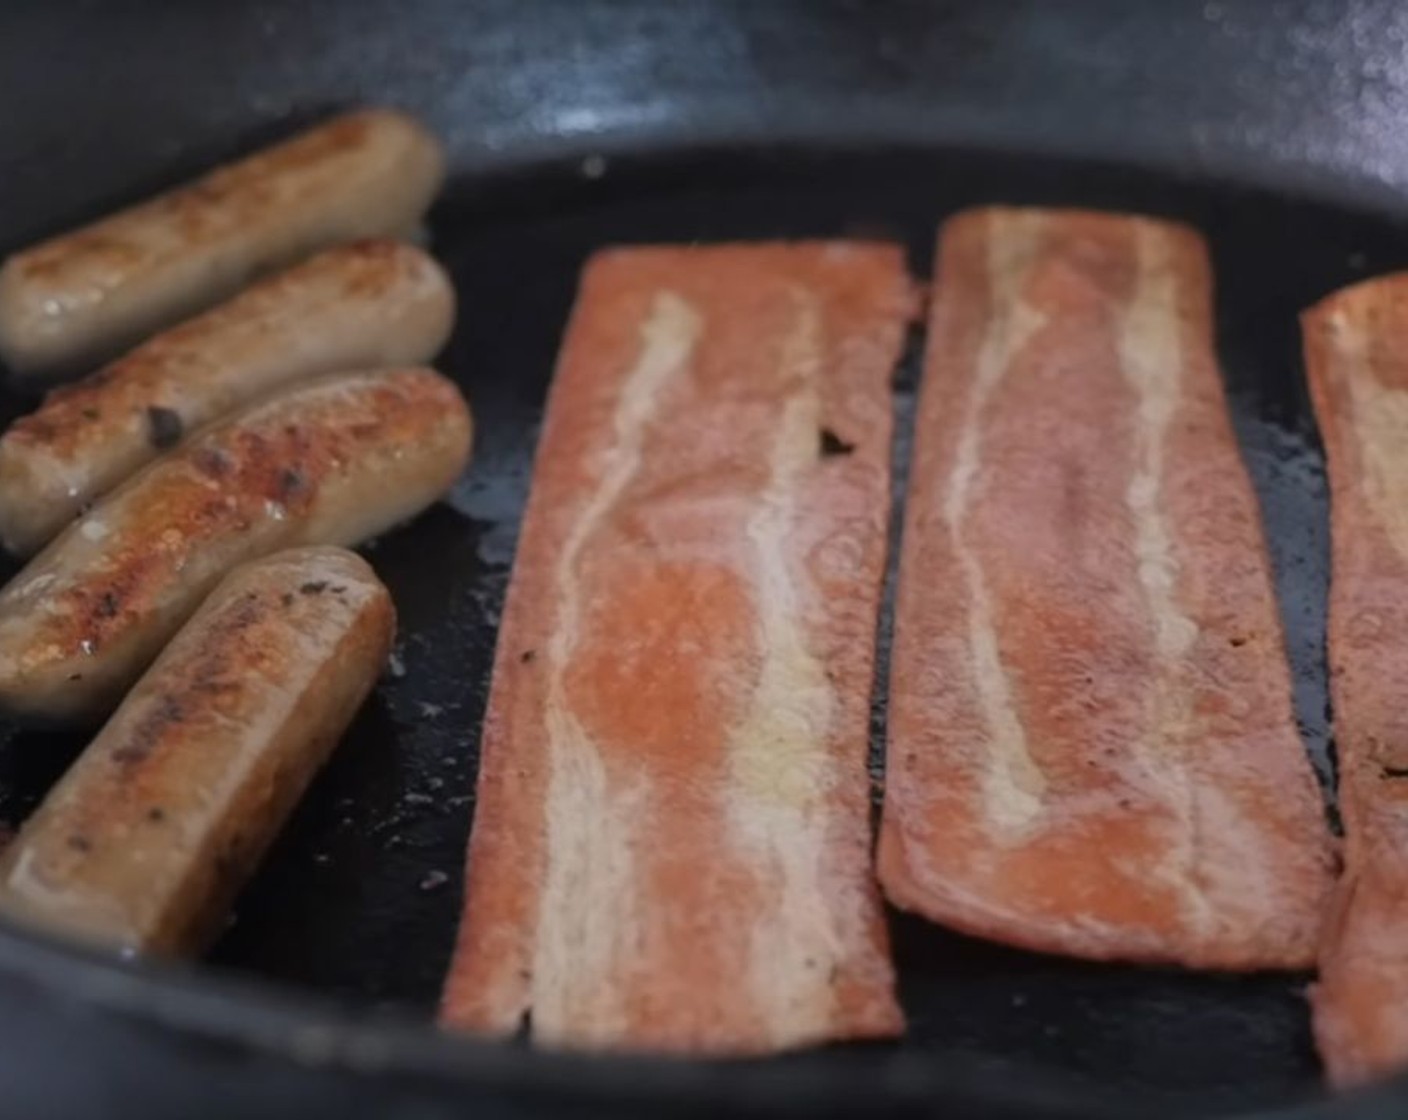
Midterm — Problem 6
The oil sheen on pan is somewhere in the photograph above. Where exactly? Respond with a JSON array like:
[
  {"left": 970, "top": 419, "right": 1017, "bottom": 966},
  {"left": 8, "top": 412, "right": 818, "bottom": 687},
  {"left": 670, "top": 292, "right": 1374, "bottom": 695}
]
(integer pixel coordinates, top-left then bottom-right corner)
[
  {"left": 1304, "top": 274, "right": 1408, "bottom": 1085},
  {"left": 878, "top": 207, "right": 1335, "bottom": 969},
  {"left": 441, "top": 242, "right": 915, "bottom": 1054}
]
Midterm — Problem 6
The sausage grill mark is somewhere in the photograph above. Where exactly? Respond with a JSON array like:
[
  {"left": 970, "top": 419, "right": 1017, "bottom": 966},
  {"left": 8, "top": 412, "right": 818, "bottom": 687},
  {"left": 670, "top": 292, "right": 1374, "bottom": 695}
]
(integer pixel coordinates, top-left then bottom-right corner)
[{"left": 111, "top": 695, "right": 188, "bottom": 767}]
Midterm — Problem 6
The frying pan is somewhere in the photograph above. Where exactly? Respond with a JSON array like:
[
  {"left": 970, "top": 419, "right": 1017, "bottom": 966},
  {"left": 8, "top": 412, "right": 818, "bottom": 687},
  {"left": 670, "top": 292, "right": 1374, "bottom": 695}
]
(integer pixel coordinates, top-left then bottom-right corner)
[{"left": 1, "top": 1, "right": 1406, "bottom": 1116}]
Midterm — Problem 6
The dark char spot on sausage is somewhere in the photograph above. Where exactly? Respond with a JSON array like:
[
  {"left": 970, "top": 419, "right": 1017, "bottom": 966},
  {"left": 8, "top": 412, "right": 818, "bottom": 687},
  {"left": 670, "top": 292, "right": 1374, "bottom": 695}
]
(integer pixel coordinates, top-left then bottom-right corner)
[
  {"left": 277, "top": 468, "right": 305, "bottom": 498},
  {"left": 300, "top": 581, "right": 328, "bottom": 595},
  {"left": 193, "top": 447, "right": 231, "bottom": 478},
  {"left": 146, "top": 406, "right": 184, "bottom": 450},
  {"left": 191, "top": 676, "right": 243, "bottom": 698},
  {"left": 111, "top": 695, "right": 185, "bottom": 766}
]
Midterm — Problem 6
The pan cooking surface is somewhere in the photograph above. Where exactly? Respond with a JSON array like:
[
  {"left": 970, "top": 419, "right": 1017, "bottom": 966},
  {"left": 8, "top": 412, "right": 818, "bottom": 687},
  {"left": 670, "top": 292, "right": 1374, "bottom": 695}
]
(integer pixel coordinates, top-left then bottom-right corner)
[{"left": 0, "top": 145, "right": 1404, "bottom": 1114}]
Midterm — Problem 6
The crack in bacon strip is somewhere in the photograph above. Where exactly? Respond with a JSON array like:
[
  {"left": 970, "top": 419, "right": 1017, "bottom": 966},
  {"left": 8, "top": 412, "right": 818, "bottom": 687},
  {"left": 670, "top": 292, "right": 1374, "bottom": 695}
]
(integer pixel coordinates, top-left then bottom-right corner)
[
  {"left": 879, "top": 207, "right": 1334, "bottom": 967},
  {"left": 1304, "top": 275, "right": 1408, "bottom": 1084},
  {"left": 441, "top": 243, "right": 912, "bottom": 1053}
]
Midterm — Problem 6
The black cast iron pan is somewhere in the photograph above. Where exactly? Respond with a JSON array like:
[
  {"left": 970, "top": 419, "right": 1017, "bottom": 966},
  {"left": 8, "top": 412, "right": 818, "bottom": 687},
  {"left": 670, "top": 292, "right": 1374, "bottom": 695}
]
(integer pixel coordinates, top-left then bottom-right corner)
[{"left": 3, "top": 1, "right": 1408, "bottom": 1116}]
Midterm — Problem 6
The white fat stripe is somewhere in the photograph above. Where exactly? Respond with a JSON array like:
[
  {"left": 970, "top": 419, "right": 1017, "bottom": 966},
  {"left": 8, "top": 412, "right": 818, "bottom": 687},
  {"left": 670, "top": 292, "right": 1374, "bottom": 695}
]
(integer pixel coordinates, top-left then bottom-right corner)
[
  {"left": 1122, "top": 231, "right": 1199, "bottom": 662},
  {"left": 531, "top": 292, "right": 702, "bottom": 1043},
  {"left": 1117, "top": 222, "right": 1212, "bottom": 933},
  {"left": 726, "top": 291, "right": 846, "bottom": 1043},
  {"left": 947, "top": 211, "right": 1050, "bottom": 837}
]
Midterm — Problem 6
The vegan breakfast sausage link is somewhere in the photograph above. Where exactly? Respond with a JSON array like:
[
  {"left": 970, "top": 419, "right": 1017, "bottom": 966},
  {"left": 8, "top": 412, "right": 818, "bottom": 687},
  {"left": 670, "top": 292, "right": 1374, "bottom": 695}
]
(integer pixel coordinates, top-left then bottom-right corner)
[
  {"left": 0, "top": 108, "right": 445, "bottom": 380},
  {"left": 878, "top": 207, "right": 1335, "bottom": 969},
  {"left": 1304, "top": 275, "right": 1408, "bottom": 1085},
  {"left": 0, "top": 547, "right": 394, "bottom": 955},
  {"left": 0, "top": 239, "right": 456, "bottom": 556},
  {"left": 441, "top": 243, "right": 913, "bottom": 1054},
  {"left": 0, "top": 366, "right": 470, "bottom": 727}
]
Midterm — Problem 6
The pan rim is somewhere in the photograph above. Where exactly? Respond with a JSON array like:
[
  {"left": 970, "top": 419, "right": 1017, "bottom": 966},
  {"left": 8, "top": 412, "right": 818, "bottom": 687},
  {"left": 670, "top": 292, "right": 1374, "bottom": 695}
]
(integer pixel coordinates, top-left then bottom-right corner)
[{"left": 3, "top": 0, "right": 1406, "bottom": 1108}]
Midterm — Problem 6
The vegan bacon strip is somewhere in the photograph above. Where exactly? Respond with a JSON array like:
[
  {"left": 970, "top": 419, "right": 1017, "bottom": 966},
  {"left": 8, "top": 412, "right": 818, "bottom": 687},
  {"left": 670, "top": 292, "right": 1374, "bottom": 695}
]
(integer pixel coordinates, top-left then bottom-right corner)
[
  {"left": 879, "top": 207, "right": 1334, "bottom": 968},
  {"left": 1304, "top": 275, "right": 1408, "bottom": 1084},
  {"left": 441, "top": 243, "right": 911, "bottom": 1053}
]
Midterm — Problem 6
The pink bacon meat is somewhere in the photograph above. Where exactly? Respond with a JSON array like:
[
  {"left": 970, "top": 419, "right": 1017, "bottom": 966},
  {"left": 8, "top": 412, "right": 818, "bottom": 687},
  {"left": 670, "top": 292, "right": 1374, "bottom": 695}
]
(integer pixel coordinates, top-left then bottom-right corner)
[
  {"left": 1304, "top": 274, "right": 1408, "bottom": 1085},
  {"left": 879, "top": 207, "right": 1334, "bottom": 968},
  {"left": 441, "top": 242, "right": 913, "bottom": 1053}
]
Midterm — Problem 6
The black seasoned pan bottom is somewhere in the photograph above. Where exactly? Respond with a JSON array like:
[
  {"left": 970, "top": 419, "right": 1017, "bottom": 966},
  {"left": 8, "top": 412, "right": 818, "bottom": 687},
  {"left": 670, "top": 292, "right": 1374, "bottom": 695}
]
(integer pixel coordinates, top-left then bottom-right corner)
[{"left": 0, "top": 146, "right": 1402, "bottom": 1116}]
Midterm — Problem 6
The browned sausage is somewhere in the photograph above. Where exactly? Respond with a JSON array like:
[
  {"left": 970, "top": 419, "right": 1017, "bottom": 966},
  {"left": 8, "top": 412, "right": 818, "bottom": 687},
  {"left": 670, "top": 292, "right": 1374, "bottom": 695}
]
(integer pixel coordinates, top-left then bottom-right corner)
[
  {"left": 0, "top": 239, "right": 456, "bottom": 556},
  {"left": 0, "top": 547, "right": 394, "bottom": 954},
  {"left": 0, "top": 109, "right": 445, "bottom": 380},
  {"left": 0, "top": 367, "right": 470, "bottom": 726}
]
